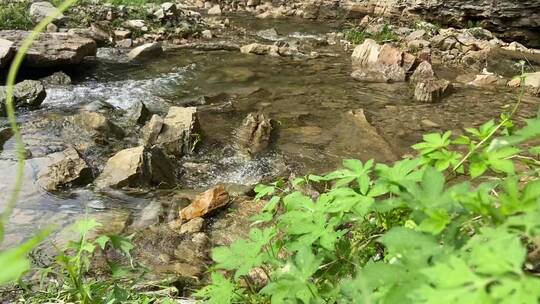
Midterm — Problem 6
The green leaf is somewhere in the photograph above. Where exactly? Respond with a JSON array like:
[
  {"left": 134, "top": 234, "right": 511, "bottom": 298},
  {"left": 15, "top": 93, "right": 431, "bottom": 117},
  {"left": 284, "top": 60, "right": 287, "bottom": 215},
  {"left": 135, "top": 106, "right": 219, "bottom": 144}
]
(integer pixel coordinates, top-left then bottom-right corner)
[
  {"left": 379, "top": 227, "right": 442, "bottom": 268},
  {"left": 72, "top": 218, "right": 101, "bottom": 236},
  {"left": 465, "top": 227, "right": 526, "bottom": 276},
  {"left": 417, "top": 209, "right": 451, "bottom": 235},
  {"left": 194, "top": 272, "right": 240, "bottom": 304},
  {"left": 0, "top": 228, "right": 50, "bottom": 285}
]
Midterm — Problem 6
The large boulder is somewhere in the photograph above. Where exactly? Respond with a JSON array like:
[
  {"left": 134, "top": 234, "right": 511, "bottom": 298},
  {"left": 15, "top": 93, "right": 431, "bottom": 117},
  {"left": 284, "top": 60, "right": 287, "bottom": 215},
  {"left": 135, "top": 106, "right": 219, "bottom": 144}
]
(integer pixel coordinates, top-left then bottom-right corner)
[
  {"left": 0, "top": 80, "right": 47, "bottom": 116},
  {"left": 235, "top": 113, "right": 273, "bottom": 158},
  {"left": 95, "top": 146, "right": 176, "bottom": 189},
  {"left": 29, "top": 1, "right": 65, "bottom": 24},
  {"left": 351, "top": 39, "right": 415, "bottom": 83},
  {"left": 149, "top": 107, "right": 200, "bottom": 157},
  {"left": 0, "top": 31, "right": 97, "bottom": 68},
  {"left": 38, "top": 146, "right": 93, "bottom": 191}
]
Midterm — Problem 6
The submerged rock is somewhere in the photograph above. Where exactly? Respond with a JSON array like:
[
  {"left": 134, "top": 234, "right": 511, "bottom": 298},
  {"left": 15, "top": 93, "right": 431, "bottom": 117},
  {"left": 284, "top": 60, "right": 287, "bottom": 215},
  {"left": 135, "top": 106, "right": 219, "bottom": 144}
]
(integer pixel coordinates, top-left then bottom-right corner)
[
  {"left": 128, "top": 42, "right": 163, "bottom": 61},
  {"left": 414, "top": 79, "right": 452, "bottom": 103},
  {"left": 179, "top": 185, "right": 230, "bottom": 221},
  {"left": 0, "top": 80, "right": 47, "bottom": 116},
  {"left": 235, "top": 112, "right": 273, "bottom": 158},
  {"left": 470, "top": 73, "right": 504, "bottom": 87},
  {"left": 38, "top": 146, "right": 93, "bottom": 191},
  {"left": 0, "top": 30, "right": 97, "bottom": 68},
  {"left": 95, "top": 145, "right": 176, "bottom": 189}
]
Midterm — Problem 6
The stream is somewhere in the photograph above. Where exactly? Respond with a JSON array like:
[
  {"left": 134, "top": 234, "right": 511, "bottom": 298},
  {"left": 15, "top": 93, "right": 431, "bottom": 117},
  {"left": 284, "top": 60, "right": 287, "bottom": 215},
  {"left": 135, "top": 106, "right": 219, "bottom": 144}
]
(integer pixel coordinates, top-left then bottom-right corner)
[{"left": 1, "top": 15, "right": 539, "bottom": 249}]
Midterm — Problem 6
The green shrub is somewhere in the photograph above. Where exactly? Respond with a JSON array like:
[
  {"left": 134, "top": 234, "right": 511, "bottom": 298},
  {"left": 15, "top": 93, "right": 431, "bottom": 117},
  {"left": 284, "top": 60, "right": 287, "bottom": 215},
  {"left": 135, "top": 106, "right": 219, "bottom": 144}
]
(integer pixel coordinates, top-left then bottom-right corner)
[{"left": 0, "top": 1, "right": 33, "bottom": 31}]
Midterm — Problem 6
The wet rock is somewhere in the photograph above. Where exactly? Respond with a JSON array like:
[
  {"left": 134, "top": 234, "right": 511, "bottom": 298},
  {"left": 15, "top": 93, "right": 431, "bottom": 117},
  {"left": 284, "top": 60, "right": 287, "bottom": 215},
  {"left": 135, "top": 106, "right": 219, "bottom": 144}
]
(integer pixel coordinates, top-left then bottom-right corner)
[
  {"left": 152, "top": 107, "right": 200, "bottom": 157},
  {"left": 40, "top": 71, "right": 72, "bottom": 86},
  {"left": 0, "top": 30, "right": 97, "bottom": 68},
  {"left": 71, "top": 111, "right": 125, "bottom": 139},
  {"left": 179, "top": 186, "right": 229, "bottom": 220},
  {"left": 0, "top": 38, "right": 14, "bottom": 68},
  {"left": 410, "top": 61, "right": 435, "bottom": 83},
  {"left": 208, "top": 5, "right": 222, "bottom": 15},
  {"left": 470, "top": 74, "right": 504, "bottom": 87},
  {"left": 128, "top": 43, "right": 163, "bottom": 61},
  {"left": 133, "top": 201, "right": 164, "bottom": 230},
  {"left": 127, "top": 101, "right": 151, "bottom": 125},
  {"left": 351, "top": 39, "right": 414, "bottom": 83},
  {"left": 29, "top": 1, "right": 64, "bottom": 24},
  {"left": 414, "top": 79, "right": 452, "bottom": 103},
  {"left": 142, "top": 114, "right": 164, "bottom": 147},
  {"left": 257, "top": 28, "right": 279, "bottom": 41},
  {"left": 0, "top": 127, "right": 13, "bottom": 150},
  {"left": 95, "top": 145, "right": 176, "bottom": 189},
  {"left": 0, "top": 80, "right": 47, "bottom": 116},
  {"left": 346, "top": 109, "right": 397, "bottom": 161},
  {"left": 507, "top": 72, "right": 540, "bottom": 96},
  {"left": 235, "top": 112, "right": 273, "bottom": 158},
  {"left": 240, "top": 43, "right": 280, "bottom": 56},
  {"left": 38, "top": 146, "right": 93, "bottom": 191}
]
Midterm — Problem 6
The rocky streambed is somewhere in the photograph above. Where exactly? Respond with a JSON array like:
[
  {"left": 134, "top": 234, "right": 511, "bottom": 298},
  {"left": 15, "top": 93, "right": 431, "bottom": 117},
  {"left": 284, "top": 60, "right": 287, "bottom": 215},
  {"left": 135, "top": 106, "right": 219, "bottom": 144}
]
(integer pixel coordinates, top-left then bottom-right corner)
[{"left": 1, "top": 0, "right": 540, "bottom": 293}]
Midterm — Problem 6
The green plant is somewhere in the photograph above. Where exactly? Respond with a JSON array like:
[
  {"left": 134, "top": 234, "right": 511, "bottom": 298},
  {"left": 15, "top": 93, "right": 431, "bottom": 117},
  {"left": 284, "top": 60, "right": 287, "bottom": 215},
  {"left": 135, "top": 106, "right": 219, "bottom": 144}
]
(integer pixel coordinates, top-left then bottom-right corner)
[
  {"left": 344, "top": 23, "right": 399, "bottom": 45},
  {"left": 27, "top": 218, "right": 139, "bottom": 304},
  {"left": 0, "top": 1, "right": 33, "bottom": 31},
  {"left": 197, "top": 86, "right": 540, "bottom": 303}
]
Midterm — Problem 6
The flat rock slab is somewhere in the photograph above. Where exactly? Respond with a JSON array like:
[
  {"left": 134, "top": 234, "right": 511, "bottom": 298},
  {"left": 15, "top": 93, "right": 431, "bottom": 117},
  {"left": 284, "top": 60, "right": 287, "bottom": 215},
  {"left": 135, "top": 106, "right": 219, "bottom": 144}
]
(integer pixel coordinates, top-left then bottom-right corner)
[{"left": 0, "top": 30, "right": 97, "bottom": 68}]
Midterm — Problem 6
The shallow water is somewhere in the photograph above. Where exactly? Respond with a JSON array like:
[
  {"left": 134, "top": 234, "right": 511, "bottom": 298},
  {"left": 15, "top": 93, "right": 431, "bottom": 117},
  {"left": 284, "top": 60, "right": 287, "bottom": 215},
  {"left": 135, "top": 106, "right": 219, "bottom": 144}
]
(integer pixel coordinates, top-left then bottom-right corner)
[{"left": 1, "top": 16, "right": 539, "bottom": 248}]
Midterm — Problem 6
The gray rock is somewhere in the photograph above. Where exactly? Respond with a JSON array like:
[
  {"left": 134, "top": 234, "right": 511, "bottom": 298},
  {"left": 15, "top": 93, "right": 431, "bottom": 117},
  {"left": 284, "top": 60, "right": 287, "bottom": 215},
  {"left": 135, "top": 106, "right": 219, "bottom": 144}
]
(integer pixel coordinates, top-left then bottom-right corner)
[
  {"left": 95, "top": 145, "right": 176, "bottom": 189},
  {"left": 127, "top": 101, "right": 151, "bottom": 125},
  {"left": 414, "top": 79, "right": 452, "bottom": 103},
  {"left": 29, "top": 1, "right": 64, "bottom": 24},
  {"left": 256, "top": 28, "right": 279, "bottom": 41},
  {"left": 0, "top": 30, "right": 97, "bottom": 68},
  {"left": 40, "top": 71, "right": 72, "bottom": 86},
  {"left": 38, "top": 146, "right": 93, "bottom": 191},
  {"left": 128, "top": 42, "right": 163, "bottom": 61},
  {"left": 0, "top": 127, "right": 13, "bottom": 150},
  {"left": 235, "top": 112, "right": 273, "bottom": 158},
  {"left": 0, "top": 38, "right": 14, "bottom": 68},
  {"left": 0, "top": 80, "right": 47, "bottom": 116}
]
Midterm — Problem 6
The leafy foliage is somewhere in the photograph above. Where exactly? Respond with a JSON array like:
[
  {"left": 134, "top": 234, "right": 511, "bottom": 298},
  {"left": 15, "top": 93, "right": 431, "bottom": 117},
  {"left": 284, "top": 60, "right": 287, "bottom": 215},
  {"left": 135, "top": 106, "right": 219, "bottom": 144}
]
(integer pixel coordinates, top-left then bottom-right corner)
[{"left": 197, "top": 107, "right": 540, "bottom": 303}]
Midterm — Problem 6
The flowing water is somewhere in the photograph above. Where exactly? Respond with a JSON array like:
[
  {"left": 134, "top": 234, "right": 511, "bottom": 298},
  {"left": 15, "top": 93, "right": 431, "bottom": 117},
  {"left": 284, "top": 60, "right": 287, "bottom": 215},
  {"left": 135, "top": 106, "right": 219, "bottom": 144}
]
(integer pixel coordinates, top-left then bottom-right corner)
[{"left": 1, "top": 16, "right": 539, "bottom": 248}]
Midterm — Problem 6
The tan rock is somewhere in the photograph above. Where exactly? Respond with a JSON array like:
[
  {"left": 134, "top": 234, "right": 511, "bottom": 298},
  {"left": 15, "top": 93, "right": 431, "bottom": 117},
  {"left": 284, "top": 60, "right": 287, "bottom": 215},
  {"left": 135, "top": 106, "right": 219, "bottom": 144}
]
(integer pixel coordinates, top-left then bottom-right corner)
[
  {"left": 38, "top": 146, "right": 92, "bottom": 191},
  {"left": 179, "top": 186, "right": 229, "bottom": 220}
]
